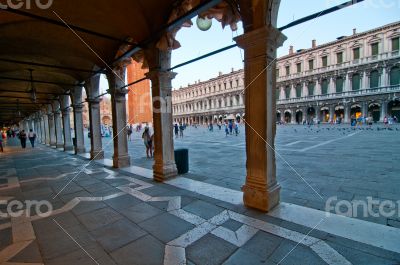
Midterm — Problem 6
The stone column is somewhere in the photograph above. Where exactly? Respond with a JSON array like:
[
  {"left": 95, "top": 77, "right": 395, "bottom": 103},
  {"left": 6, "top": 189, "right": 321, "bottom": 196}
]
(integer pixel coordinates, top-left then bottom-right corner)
[
  {"left": 71, "top": 87, "right": 86, "bottom": 154},
  {"left": 107, "top": 65, "right": 131, "bottom": 168},
  {"left": 314, "top": 105, "right": 321, "bottom": 122},
  {"left": 380, "top": 100, "right": 387, "bottom": 121},
  {"left": 329, "top": 105, "right": 335, "bottom": 122},
  {"left": 52, "top": 101, "right": 64, "bottom": 149},
  {"left": 40, "top": 114, "right": 45, "bottom": 144},
  {"left": 381, "top": 68, "right": 387, "bottom": 87},
  {"left": 362, "top": 101, "right": 368, "bottom": 117},
  {"left": 34, "top": 116, "right": 41, "bottom": 143},
  {"left": 60, "top": 95, "right": 74, "bottom": 151},
  {"left": 235, "top": 25, "right": 286, "bottom": 211},
  {"left": 145, "top": 47, "right": 177, "bottom": 181},
  {"left": 344, "top": 104, "right": 351, "bottom": 123},
  {"left": 47, "top": 105, "right": 56, "bottom": 147},
  {"left": 329, "top": 77, "right": 335, "bottom": 94},
  {"left": 291, "top": 109, "right": 296, "bottom": 124},
  {"left": 362, "top": 71, "right": 368, "bottom": 89},
  {"left": 43, "top": 112, "right": 50, "bottom": 145},
  {"left": 344, "top": 73, "right": 351, "bottom": 92}
]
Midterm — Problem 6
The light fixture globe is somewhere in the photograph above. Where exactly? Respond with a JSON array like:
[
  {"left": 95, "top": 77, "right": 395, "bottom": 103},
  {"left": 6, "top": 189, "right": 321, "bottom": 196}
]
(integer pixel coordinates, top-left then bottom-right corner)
[{"left": 196, "top": 16, "right": 212, "bottom": 31}]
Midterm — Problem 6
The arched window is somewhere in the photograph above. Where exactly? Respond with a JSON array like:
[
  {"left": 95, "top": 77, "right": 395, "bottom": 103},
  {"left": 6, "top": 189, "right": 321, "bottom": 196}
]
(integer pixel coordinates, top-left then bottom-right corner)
[
  {"left": 352, "top": 73, "right": 360, "bottom": 90},
  {"left": 370, "top": 70, "right": 380, "bottom": 88},
  {"left": 335, "top": 77, "right": 343, "bottom": 93},
  {"left": 284, "top": 86, "right": 291, "bottom": 99},
  {"left": 295, "top": 84, "right": 302, "bottom": 98},
  {"left": 321, "top": 79, "right": 328, "bottom": 94},
  {"left": 308, "top": 82, "right": 314, "bottom": 96},
  {"left": 390, "top": 66, "right": 400, "bottom": 85}
]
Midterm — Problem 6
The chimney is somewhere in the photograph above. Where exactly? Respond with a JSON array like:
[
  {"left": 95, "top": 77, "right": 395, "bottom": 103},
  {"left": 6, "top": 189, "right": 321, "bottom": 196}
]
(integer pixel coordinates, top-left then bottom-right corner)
[
  {"left": 218, "top": 71, "right": 222, "bottom": 76},
  {"left": 312, "top": 39, "right": 316, "bottom": 48},
  {"left": 289, "top": 45, "right": 294, "bottom": 55},
  {"left": 231, "top": 67, "right": 234, "bottom": 72},
  {"left": 353, "top": 28, "right": 356, "bottom": 35}
]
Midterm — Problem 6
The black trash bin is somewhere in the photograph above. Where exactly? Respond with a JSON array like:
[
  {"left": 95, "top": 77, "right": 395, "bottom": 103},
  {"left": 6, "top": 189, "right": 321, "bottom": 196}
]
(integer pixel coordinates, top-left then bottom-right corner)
[
  {"left": 72, "top": 137, "right": 76, "bottom": 147},
  {"left": 174, "top": 148, "right": 189, "bottom": 174}
]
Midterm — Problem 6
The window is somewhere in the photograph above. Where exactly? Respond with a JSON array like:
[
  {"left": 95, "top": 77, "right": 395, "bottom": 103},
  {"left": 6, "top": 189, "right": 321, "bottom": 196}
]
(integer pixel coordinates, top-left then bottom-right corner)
[
  {"left": 390, "top": 66, "right": 400, "bottom": 85},
  {"left": 353, "top": 48, "right": 360, "bottom": 60},
  {"left": 276, "top": 89, "right": 280, "bottom": 100},
  {"left": 295, "top": 84, "right": 302, "bottom": 98},
  {"left": 352, "top": 74, "right": 360, "bottom": 90},
  {"left": 335, "top": 77, "right": 343, "bottom": 93},
  {"left": 392, "top": 38, "right": 399, "bottom": 51},
  {"left": 308, "top": 60, "right": 314, "bottom": 70},
  {"left": 322, "top": 56, "right": 328, "bottom": 67},
  {"left": 230, "top": 81, "right": 233, "bottom": 88},
  {"left": 224, "top": 83, "right": 227, "bottom": 90},
  {"left": 236, "top": 79, "right": 239, "bottom": 87},
  {"left": 321, "top": 79, "right": 328, "bottom": 94},
  {"left": 370, "top": 70, "right": 379, "bottom": 88},
  {"left": 371, "top": 43, "right": 379, "bottom": 56},
  {"left": 285, "top": 66, "right": 290, "bottom": 76},
  {"left": 296, "top": 63, "right": 301, "bottom": 73},
  {"left": 336, "top": 52, "right": 343, "bottom": 64},
  {"left": 284, "top": 86, "right": 291, "bottom": 99},
  {"left": 308, "top": 82, "right": 314, "bottom": 96},
  {"left": 276, "top": 68, "right": 279, "bottom": 77}
]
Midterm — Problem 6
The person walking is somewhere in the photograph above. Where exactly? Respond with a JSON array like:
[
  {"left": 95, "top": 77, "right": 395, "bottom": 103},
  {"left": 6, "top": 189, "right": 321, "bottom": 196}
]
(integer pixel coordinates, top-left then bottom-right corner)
[
  {"left": 19, "top": 130, "right": 27, "bottom": 149},
  {"left": 0, "top": 131, "right": 4, "bottom": 152},
  {"left": 179, "top": 123, "right": 184, "bottom": 138},
  {"left": 174, "top": 123, "right": 179, "bottom": 138},
  {"left": 28, "top": 129, "right": 37, "bottom": 148},
  {"left": 142, "top": 127, "right": 152, "bottom": 158},
  {"left": 127, "top": 125, "right": 133, "bottom": 141}
]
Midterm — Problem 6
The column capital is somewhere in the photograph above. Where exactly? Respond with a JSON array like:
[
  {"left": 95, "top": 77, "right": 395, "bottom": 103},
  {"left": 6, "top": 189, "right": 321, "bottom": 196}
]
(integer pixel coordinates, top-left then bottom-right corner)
[
  {"left": 86, "top": 97, "right": 102, "bottom": 104},
  {"left": 72, "top": 104, "right": 84, "bottom": 111},
  {"left": 234, "top": 25, "right": 286, "bottom": 59},
  {"left": 146, "top": 70, "right": 177, "bottom": 81}
]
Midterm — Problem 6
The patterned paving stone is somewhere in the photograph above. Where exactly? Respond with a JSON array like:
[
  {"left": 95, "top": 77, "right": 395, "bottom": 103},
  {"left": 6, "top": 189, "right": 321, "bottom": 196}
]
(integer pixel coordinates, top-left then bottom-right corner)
[
  {"left": 76, "top": 207, "right": 123, "bottom": 231},
  {"left": 186, "top": 234, "right": 238, "bottom": 265},
  {"left": 110, "top": 234, "right": 164, "bottom": 265},
  {"left": 90, "top": 218, "right": 147, "bottom": 252},
  {"left": 183, "top": 200, "right": 224, "bottom": 219},
  {"left": 104, "top": 194, "right": 142, "bottom": 210},
  {"left": 138, "top": 212, "right": 195, "bottom": 243},
  {"left": 120, "top": 202, "right": 164, "bottom": 223}
]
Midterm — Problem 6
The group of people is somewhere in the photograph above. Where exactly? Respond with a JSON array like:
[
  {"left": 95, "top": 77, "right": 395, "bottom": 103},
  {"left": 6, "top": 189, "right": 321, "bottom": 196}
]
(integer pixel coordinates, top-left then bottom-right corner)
[
  {"left": 174, "top": 123, "right": 185, "bottom": 138},
  {"left": 224, "top": 120, "right": 240, "bottom": 136},
  {"left": 126, "top": 123, "right": 154, "bottom": 158},
  {"left": 0, "top": 128, "right": 37, "bottom": 152}
]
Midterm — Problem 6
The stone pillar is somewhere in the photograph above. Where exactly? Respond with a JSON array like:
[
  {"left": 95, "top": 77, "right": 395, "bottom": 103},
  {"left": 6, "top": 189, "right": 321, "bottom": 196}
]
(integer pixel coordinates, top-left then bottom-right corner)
[
  {"left": 329, "top": 77, "right": 335, "bottom": 94},
  {"left": 362, "top": 102, "right": 368, "bottom": 117},
  {"left": 87, "top": 97, "right": 104, "bottom": 159},
  {"left": 47, "top": 105, "right": 56, "bottom": 147},
  {"left": 380, "top": 100, "right": 387, "bottom": 122},
  {"left": 145, "top": 47, "right": 177, "bottom": 181},
  {"left": 86, "top": 75, "right": 104, "bottom": 160},
  {"left": 71, "top": 87, "right": 86, "bottom": 154},
  {"left": 52, "top": 101, "right": 64, "bottom": 149},
  {"left": 60, "top": 95, "right": 74, "bottom": 151},
  {"left": 34, "top": 116, "right": 41, "bottom": 143},
  {"left": 329, "top": 105, "right": 335, "bottom": 122},
  {"left": 344, "top": 73, "right": 351, "bottom": 92},
  {"left": 43, "top": 112, "right": 50, "bottom": 145},
  {"left": 235, "top": 25, "right": 286, "bottom": 211},
  {"left": 302, "top": 82, "right": 308, "bottom": 97},
  {"left": 314, "top": 105, "right": 321, "bottom": 122},
  {"left": 344, "top": 104, "right": 351, "bottom": 123},
  {"left": 290, "top": 109, "right": 296, "bottom": 124},
  {"left": 362, "top": 71, "right": 368, "bottom": 89},
  {"left": 40, "top": 114, "right": 45, "bottom": 144},
  {"left": 107, "top": 65, "right": 131, "bottom": 168},
  {"left": 315, "top": 79, "right": 321, "bottom": 95},
  {"left": 381, "top": 68, "right": 387, "bottom": 87}
]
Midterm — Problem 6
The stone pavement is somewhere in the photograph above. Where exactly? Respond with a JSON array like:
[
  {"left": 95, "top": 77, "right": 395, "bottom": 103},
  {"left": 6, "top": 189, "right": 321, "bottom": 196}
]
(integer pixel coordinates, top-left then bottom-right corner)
[
  {"left": 1, "top": 139, "right": 400, "bottom": 264},
  {"left": 84, "top": 123, "right": 400, "bottom": 227}
]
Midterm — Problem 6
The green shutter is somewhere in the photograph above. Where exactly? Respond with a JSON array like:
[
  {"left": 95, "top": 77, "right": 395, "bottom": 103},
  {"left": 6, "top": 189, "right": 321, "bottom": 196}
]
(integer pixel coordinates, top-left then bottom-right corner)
[
  {"left": 353, "top": 48, "right": 360, "bottom": 59},
  {"left": 336, "top": 78, "right": 343, "bottom": 93},
  {"left": 297, "top": 63, "right": 301, "bottom": 73},
  {"left": 370, "top": 71, "right": 379, "bottom": 88},
  {"left": 371, "top": 43, "right": 379, "bottom": 56},
  {"left": 321, "top": 79, "right": 328, "bottom": 94},
  {"left": 276, "top": 88, "right": 280, "bottom": 100},
  {"left": 392, "top": 38, "right": 399, "bottom": 51},
  {"left": 309, "top": 60, "right": 313, "bottom": 70},
  {"left": 285, "top": 86, "right": 291, "bottom": 98},
  {"left": 286, "top": 66, "right": 290, "bottom": 76},
  {"left": 352, "top": 74, "right": 360, "bottom": 90},
  {"left": 322, "top": 56, "right": 327, "bottom": 67},
  {"left": 308, "top": 83, "right": 314, "bottom": 96},
  {"left": 337, "top": 52, "right": 343, "bottom": 64},
  {"left": 390, "top": 67, "right": 400, "bottom": 85},
  {"left": 296, "top": 85, "right": 302, "bottom": 97}
]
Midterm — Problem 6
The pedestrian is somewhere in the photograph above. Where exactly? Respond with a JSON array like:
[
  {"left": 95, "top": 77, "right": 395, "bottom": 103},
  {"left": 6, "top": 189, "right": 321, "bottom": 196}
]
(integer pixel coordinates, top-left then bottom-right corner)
[
  {"left": 179, "top": 123, "right": 184, "bottom": 138},
  {"left": 0, "top": 131, "right": 4, "bottom": 152},
  {"left": 19, "top": 130, "right": 27, "bottom": 149},
  {"left": 225, "top": 124, "right": 229, "bottom": 136},
  {"left": 28, "top": 129, "right": 36, "bottom": 148},
  {"left": 228, "top": 120, "right": 233, "bottom": 134},
  {"left": 209, "top": 122, "right": 213, "bottom": 132},
  {"left": 142, "top": 127, "right": 152, "bottom": 158},
  {"left": 127, "top": 125, "right": 133, "bottom": 141},
  {"left": 234, "top": 122, "right": 239, "bottom": 136},
  {"left": 174, "top": 123, "right": 179, "bottom": 138}
]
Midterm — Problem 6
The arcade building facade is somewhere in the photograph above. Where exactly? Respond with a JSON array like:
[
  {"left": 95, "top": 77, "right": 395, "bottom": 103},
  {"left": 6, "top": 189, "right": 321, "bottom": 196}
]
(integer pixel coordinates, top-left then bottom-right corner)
[{"left": 172, "top": 21, "right": 400, "bottom": 124}]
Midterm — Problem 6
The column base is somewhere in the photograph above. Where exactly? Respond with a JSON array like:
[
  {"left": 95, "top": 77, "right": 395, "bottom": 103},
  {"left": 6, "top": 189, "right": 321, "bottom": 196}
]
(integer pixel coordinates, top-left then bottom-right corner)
[
  {"left": 113, "top": 154, "right": 131, "bottom": 168},
  {"left": 74, "top": 146, "right": 86, "bottom": 154},
  {"left": 153, "top": 161, "right": 178, "bottom": 182},
  {"left": 56, "top": 144, "right": 64, "bottom": 149},
  {"left": 242, "top": 181, "right": 280, "bottom": 212},
  {"left": 64, "top": 145, "right": 74, "bottom": 151},
  {"left": 91, "top": 150, "right": 104, "bottom": 160}
]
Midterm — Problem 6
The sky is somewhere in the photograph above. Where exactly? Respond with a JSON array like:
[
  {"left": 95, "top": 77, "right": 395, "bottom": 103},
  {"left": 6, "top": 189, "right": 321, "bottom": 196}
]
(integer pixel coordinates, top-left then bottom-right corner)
[
  {"left": 98, "top": 0, "right": 399, "bottom": 94},
  {"left": 170, "top": 0, "right": 400, "bottom": 88}
]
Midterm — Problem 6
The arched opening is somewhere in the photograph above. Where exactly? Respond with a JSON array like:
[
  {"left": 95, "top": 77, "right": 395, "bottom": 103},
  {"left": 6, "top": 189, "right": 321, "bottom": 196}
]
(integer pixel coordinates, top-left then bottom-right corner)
[
  {"left": 276, "top": 111, "right": 281, "bottom": 123},
  {"left": 390, "top": 66, "right": 400, "bottom": 85},
  {"left": 321, "top": 107, "right": 329, "bottom": 122},
  {"left": 335, "top": 106, "right": 344, "bottom": 123},
  {"left": 284, "top": 86, "right": 291, "bottom": 99},
  {"left": 284, "top": 111, "right": 291, "bottom": 123},
  {"left": 307, "top": 107, "right": 315, "bottom": 122},
  {"left": 295, "top": 110, "right": 303, "bottom": 124},
  {"left": 307, "top": 81, "right": 315, "bottom": 96},
  {"left": 351, "top": 104, "right": 362, "bottom": 119},
  {"left": 236, "top": 114, "right": 241, "bottom": 123},
  {"left": 369, "top": 103, "right": 380, "bottom": 122},
  {"left": 388, "top": 100, "right": 400, "bottom": 118},
  {"left": 335, "top": 77, "right": 344, "bottom": 93},
  {"left": 295, "top": 84, "right": 302, "bottom": 98}
]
